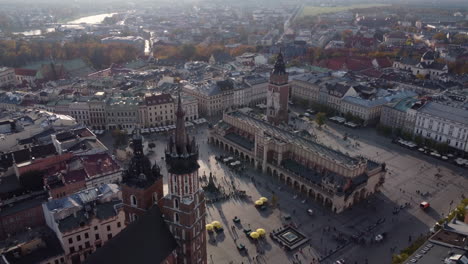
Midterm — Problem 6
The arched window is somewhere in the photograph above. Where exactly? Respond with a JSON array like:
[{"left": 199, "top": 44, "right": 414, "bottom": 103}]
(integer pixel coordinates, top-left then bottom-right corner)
[
  {"left": 129, "top": 213, "right": 138, "bottom": 222},
  {"left": 130, "top": 195, "right": 137, "bottom": 207},
  {"left": 174, "top": 199, "right": 179, "bottom": 209},
  {"left": 175, "top": 213, "right": 179, "bottom": 223}
]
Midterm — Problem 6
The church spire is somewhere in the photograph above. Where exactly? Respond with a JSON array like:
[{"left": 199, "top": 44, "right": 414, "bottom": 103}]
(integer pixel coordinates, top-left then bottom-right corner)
[
  {"left": 272, "top": 50, "right": 286, "bottom": 75},
  {"left": 174, "top": 93, "right": 187, "bottom": 155}
]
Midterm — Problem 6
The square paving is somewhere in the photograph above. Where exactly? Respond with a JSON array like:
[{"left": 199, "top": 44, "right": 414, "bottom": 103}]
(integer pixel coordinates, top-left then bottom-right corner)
[{"left": 143, "top": 122, "right": 468, "bottom": 264}]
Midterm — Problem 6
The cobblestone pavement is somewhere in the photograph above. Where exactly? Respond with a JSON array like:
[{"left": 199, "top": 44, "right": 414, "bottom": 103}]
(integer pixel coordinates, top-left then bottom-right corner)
[{"left": 133, "top": 121, "right": 468, "bottom": 264}]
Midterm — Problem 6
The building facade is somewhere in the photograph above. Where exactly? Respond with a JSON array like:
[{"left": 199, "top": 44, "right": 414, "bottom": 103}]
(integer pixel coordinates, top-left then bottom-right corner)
[
  {"left": 42, "top": 184, "right": 125, "bottom": 264},
  {"left": 267, "top": 52, "right": 290, "bottom": 125},
  {"left": 244, "top": 75, "right": 269, "bottom": 106},
  {"left": 162, "top": 95, "right": 207, "bottom": 264},
  {"left": 414, "top": 102, "right": 468, "bottom": 152},
  {"left": 380, "top": 97, "right": 420, "bottom": 133},
  {"left": 106, "top": 96, "right": 140, "bottom": 130},
  {"left": 69, "top": 101, "right": 90, "bottom": 127},
  {"left": 291, "top": 73, "right": 329, "bottom": 104},
  {"left": 183, "top": 80, "right": 234, "bottom": 117},
  {"left": 0, "top": 67, "right": 15, "bottom": 87},
  {"left": 121, "top": 130, "right": 164, "bottom": 225},
  {"left": 138, "top": 93, "right": 175, "bottom": 128},
  {"left": 209, "top": 110, "right": 386, "bottom": 213},
  {"left": 181, "top": 94, "right": 199, "bottom": 121},
  {"left": 88, "top": 98, "right": 106, "bottom": 130}
]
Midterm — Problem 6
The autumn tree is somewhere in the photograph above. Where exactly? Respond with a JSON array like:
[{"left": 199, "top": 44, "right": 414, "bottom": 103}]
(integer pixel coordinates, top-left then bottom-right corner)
[
  {"left": 0, "top": 39, "right": 139, "bottom": 69},
  {"left": 452, "top": 34, "right": 468, "bottom": 45},
  {"left": 315, "top": 112, "right": 326, "bottom": 128},
  {"left": 181, "top": 44, "right": 196, "bottom": 60},
  {"left": 433, "top": 32, "right": 447, "bottom": 41}
]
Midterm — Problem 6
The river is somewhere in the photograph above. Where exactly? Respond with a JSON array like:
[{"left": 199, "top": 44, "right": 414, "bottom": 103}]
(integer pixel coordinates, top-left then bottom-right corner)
[
  {"left": 67, "top": 13, "right": 117, "bottom": 24},
  {"left": 13, "top": 12, "right": 117, "bottom": 36}
]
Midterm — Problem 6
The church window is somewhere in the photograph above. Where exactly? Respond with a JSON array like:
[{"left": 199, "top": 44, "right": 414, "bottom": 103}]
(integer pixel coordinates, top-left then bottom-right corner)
[{"left": 130, "top": 195, "right": 137, "bottom": 207}]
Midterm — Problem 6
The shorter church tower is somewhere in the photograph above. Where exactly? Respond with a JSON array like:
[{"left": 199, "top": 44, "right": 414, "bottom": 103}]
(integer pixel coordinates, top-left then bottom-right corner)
[
  {"left": 162, "top": 94, "right": 207, "bottom": 264},
  {"left": 121, "top": 130, "right": 164, "bottom": 225},
  {"left": 267, "top": 51, "right": 290, "bottom": 125}
]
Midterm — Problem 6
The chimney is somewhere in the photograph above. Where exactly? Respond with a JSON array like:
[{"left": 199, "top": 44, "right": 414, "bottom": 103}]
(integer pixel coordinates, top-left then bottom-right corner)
[{"left": 464, "top": 206, "right": 468, "bottom": 224}]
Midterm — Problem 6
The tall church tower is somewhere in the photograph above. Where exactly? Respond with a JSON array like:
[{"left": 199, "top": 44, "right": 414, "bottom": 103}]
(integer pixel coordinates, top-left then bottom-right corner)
[
  {"left": 121, "top": 130, "right": 164, "bottom": 225},
  {"left": 162, "top": 94, "right": 207, "bottom": 264},
  {"left": 267, "top": 51, "right": 290, "bottom": 125}
]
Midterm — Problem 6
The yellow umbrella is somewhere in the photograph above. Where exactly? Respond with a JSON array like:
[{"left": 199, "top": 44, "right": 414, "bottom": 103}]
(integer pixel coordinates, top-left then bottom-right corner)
[
  {"left": 250, "top": 231, "right": 260, "bottom": 239},
  {"left": 211, "top": 221, "right": 222, "bottom": 228},
  {"left": 255, "top": 200, "right": 263, "bottom": 206},
  {"left": 206, "top": 224, "right": 214, "bottom": 231},
  {"left": 260, "top": 197, "right": 268, "bottom": 203},
  {"left": 256, "top": 228, "right": 266, "bottom": 236}
]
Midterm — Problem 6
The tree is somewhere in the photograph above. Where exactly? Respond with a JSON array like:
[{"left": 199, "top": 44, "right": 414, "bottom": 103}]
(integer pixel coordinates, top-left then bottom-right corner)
[
  {"left": 19, "top": 170, "right": 44, "bottom": 191},
  {"left": 452, "top": 34, "right": 468, "bottom": 45},
  {"left": 181, "top": 44, "right": 196, "bottom": 60},
  {"left": 315, "top": 112, "right": 326, "bottom": 128},
  {"left": 345, "top": 112, "right": 354, "bottom": 121},
  {"left": 433, "top": 32, "right": 446, "bottom": 41},
  {"left": 416, "top": 74, "right": 426, "bottom": 80},
  {"left": 341, "top": 30, "right": 353, "bottom": 41},
  {"left": 435, "top": 142, "right": 449, "bottom": 154},
  {"left": 414, "top": 135, "right": 424, "bottom": 146}
]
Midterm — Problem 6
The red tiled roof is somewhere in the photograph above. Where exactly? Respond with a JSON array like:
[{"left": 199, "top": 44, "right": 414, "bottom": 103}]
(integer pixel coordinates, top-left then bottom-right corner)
[
  {"left": 81, "top": 153, "right": 120, "bottom": 178},
  {"left": 74, "top": 127, "right": 94, "bottom": 138},
  {"left": 14, "top": 68, "right": 37, "bottom": 76},
  {"left": 325, "top": 56, "right": 373, "bottom": 71},
  {"left": 326, "top": 57, "right": 347, "bottom": 70},
  {"left": 375, "top": 57, "right": 393, "bottom": 68},
  {"left": 346, "top": 37, "right": 376, "bottom": 48},
  {"left": 145, "top": 93, "right": 174, "bottom": 106},
  {"left": 360, "top": 68, "right": 383, "bottom": 78},
  {"left": 346, "top": 57, "right": 373, "bottom": 71},
  {"left": 64, "top": 169, "right": 87, "bottom": 183}
]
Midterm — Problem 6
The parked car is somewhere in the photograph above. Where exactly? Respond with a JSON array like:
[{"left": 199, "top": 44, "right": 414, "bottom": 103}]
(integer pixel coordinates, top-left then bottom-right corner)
[{"left": 420, "top": 201, "right": 430, "bottom": 209}]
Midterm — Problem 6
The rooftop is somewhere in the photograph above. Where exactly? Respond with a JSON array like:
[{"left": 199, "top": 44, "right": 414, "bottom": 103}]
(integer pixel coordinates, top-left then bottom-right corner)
[
  {"left": 419, "top": 102, "right": 468, "bottom": 125},
  {"left": 0, "top": 227, "right": 64, "bottom": 264},
  {"left": 80, "top": 153, "right": 121, "bottom": 178},
  {"left": 57, "top": 200, "right": 121, "bottom": 233},
  {"left": 406, "top": 240, "right": 467, "bottom": 264},
  {"left": 224, "top": 111, "right": 365, "bottom": 167},
  {"left": 45, "top": 183, "right": 120, "bottom": 215},
  {"left": 85, "top": 206, "right": 177, "bottom": 264},
  {"left": 144, "top": 93, "right": 174, "bottom": 106}
]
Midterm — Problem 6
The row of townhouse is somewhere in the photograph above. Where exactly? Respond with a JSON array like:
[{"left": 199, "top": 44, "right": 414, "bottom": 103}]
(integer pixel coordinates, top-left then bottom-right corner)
[
  {"left": 291, "top": 73, "right": 417, "bottom": 125},
  {"left": 43, "top": 93, "right": 199, "bottom": 130},
  {"left": 183, "top": 75, "right": 269, "bottom": 117},
  {"left": 381, "top": 99, "right": 468, "bottom": 153}
]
